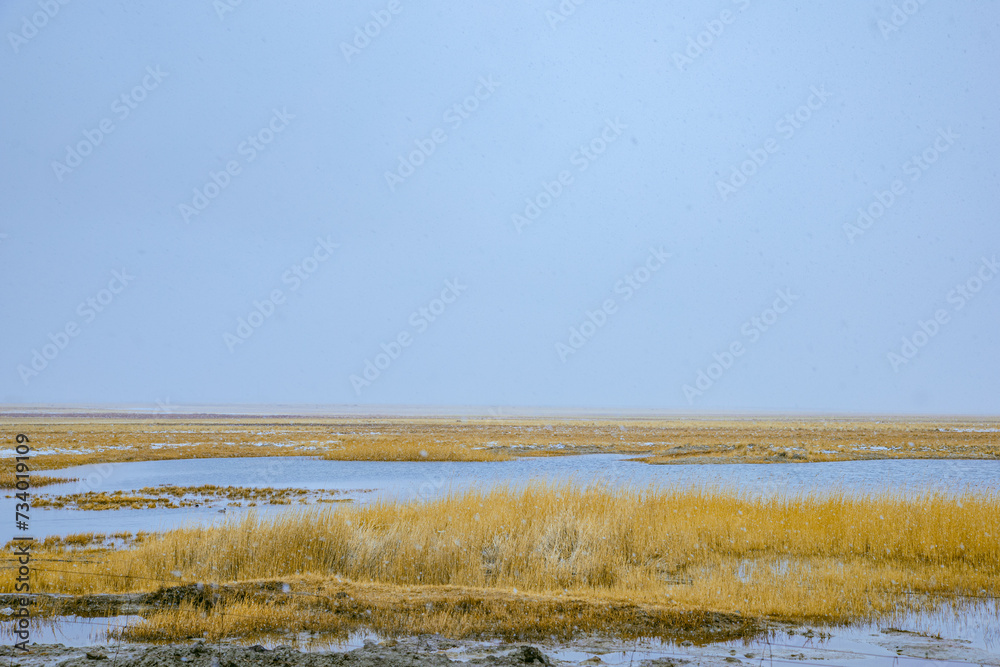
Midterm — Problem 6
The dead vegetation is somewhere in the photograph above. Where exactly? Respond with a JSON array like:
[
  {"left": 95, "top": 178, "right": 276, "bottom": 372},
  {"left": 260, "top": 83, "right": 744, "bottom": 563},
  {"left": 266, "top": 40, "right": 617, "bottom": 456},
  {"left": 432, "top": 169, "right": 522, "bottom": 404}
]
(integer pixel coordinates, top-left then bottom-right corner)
[
  {"left": 0, "top": 469, "right": 76, "bottom": 489},
  {"left": 2, "top": 530, "right": 150, "bottom": 551},
  {"left": 30, "top": 484, "right": 354, "bottom": 510}
]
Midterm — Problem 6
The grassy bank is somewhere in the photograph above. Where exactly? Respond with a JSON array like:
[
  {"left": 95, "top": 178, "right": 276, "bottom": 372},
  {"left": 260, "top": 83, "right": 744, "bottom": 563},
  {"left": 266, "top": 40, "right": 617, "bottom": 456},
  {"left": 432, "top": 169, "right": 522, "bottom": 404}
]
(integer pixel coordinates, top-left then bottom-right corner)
[
  {"left": 0, "top": 470, "right": 75, "bottom": 489},
  {"left": 30, "top": 484, "right": 354, "bottom": 510},
  {"left": 6, "top": 483, "right": 998, "bottom": 643}
]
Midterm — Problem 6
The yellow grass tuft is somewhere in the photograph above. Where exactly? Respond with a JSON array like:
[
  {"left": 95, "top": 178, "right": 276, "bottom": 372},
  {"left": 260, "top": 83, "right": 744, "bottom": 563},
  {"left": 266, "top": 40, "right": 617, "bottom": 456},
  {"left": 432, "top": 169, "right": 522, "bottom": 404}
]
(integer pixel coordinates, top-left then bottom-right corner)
[
  {"left": 0, "top": 470, "right": 76, "bottom": 489},
  {"left": 30, "top": 484, "right": 347, "bottom": 510}
]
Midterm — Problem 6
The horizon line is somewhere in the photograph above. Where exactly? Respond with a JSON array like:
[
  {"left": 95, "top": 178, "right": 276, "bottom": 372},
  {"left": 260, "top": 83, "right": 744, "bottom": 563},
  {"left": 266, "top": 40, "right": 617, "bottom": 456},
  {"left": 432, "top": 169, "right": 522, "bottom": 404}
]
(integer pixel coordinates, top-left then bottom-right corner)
[{"left": 1, "top": 403, "right": 997, "bottom": 421}]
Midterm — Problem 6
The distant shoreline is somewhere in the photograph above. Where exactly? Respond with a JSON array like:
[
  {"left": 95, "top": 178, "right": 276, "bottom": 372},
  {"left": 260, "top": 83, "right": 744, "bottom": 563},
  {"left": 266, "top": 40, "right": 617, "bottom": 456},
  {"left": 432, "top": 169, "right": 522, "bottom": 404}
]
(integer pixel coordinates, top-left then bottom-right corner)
[{"left": 2, "top": 405, "right": 996, "bottom": 421}]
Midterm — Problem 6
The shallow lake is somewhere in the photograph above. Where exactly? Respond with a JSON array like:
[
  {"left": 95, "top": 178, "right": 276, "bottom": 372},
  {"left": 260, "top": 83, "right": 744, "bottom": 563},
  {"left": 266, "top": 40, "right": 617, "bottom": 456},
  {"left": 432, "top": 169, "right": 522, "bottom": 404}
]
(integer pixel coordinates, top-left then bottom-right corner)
[{"left": 9, "top": 454, "right": 1000, "bottom": 543}]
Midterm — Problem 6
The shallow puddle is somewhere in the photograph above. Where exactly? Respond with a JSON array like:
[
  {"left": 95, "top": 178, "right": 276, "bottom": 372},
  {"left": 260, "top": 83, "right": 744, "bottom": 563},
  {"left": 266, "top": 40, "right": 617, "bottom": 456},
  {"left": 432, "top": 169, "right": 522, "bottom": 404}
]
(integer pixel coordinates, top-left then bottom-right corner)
[
  {"left": 0, "top": 615, "right": 142, "bottom": 647},
  {"left": 713, "top": 602, "right": 1000, "bottom": 667},
  {"left": 4, "top": 609, "right": 998, "bottom": 665}
]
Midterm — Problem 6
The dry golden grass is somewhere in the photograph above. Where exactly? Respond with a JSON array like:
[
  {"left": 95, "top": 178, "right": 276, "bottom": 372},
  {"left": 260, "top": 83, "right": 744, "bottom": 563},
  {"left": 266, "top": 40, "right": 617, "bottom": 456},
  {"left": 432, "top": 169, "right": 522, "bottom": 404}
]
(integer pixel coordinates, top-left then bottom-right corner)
[
  {"left": 3, "top": 416, "right": 997, "bottom": 473},
  {"left": 5, "top": 483, "right": 997, "bottom": 643},
  {"left": 0, "top": 470, "right": 76, "bottom": 489},
  {"left": 31, "top": 484, "right": 350, "bottom": 510},
  {"left": 31, "top": 491, "right": 180, "bottom": 510},
  {"left": 60, "top": 532, "right": 106, "bottom": 546},
  {"left": 113, "top": 578, "right": 752, "bottom": 644},
  {"left": 2, "top": 531, "right": 150, "bottom": 551}
]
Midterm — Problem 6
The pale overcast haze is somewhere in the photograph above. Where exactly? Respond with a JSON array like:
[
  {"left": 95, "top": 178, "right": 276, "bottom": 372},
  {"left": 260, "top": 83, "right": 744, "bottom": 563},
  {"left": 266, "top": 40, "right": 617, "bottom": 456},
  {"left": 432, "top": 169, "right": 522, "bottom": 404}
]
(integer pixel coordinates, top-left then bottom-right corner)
[{"left": 1, "top": 1, "right": 998, "bottom": 414}]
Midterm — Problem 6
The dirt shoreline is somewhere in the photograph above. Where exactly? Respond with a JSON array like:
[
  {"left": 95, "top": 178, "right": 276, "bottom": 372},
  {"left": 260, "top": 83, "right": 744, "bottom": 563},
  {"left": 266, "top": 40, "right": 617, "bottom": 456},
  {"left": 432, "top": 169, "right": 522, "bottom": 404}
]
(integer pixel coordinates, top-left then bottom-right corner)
[{"left": 7, "top": 637, "right": 574, "bottom": 667}]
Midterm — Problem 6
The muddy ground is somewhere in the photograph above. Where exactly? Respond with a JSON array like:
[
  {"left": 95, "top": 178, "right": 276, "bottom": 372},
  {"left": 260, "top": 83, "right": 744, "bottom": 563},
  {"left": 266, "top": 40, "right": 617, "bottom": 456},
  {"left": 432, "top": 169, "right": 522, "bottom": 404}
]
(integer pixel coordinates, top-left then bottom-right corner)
[
  {"left": 2, "top": 637, "right": 554, "bottom": 667},
  {"left": 2, "top": 629, "right": 999, "bottom": 667}
]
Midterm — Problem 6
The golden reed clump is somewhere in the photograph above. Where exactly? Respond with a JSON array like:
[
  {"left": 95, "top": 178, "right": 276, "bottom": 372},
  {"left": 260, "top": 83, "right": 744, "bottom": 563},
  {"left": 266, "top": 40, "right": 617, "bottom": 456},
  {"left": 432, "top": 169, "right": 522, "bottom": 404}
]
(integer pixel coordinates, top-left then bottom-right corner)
[{"left": 0, "top": 470, "right": 75, "bottom": 489}]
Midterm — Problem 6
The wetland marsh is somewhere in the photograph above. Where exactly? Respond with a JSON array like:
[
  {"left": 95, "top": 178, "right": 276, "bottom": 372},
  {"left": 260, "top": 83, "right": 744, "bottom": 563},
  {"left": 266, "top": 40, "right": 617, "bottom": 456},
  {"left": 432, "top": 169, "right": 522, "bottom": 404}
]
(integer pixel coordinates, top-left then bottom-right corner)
[{"left": 2, "top": 415, "right": 998, "bottom": 665}]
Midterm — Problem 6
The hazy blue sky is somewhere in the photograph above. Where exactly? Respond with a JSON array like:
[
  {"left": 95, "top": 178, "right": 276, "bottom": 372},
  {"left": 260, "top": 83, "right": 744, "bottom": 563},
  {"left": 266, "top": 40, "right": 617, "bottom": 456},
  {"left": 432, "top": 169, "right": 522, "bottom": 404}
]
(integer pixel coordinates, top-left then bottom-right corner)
[{"left": 1, "top": 1, "right": 998, "bottom": 414}]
